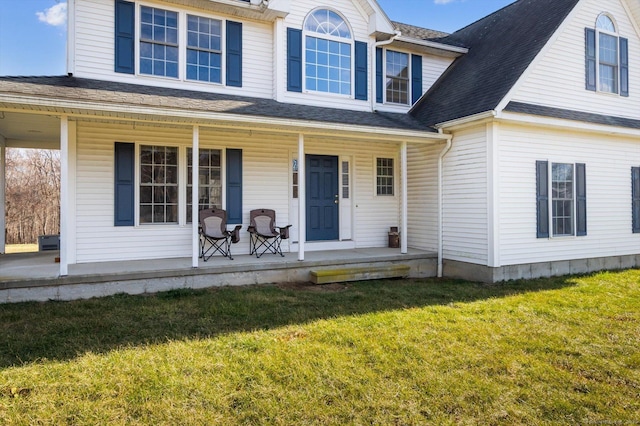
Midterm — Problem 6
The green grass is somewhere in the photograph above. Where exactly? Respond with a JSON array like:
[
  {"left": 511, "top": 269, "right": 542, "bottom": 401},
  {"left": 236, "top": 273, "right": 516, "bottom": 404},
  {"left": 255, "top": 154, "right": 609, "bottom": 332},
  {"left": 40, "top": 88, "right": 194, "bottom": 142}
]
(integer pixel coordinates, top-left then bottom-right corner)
[{"left": 0, "top": 271, "right": 638, "bottom": 425}]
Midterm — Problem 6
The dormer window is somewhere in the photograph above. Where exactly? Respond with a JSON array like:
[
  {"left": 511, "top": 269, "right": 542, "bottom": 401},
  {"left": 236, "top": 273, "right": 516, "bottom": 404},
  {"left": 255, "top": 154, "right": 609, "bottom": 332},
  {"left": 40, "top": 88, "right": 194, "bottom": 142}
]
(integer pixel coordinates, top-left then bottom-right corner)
[
  {"left": 303, "top": 9, "right": 352, "bottom": 96},
  {"left": 585, "top": 13, "right": 628, "bottom": 96}
]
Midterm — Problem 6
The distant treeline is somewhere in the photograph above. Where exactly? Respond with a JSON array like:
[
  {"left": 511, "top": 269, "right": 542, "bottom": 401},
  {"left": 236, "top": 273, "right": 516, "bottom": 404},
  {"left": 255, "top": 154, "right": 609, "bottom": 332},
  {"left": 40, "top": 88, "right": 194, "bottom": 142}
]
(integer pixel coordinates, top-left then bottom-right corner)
[{"left": 5, "top": 149, "right": 60, "bottom": 245}]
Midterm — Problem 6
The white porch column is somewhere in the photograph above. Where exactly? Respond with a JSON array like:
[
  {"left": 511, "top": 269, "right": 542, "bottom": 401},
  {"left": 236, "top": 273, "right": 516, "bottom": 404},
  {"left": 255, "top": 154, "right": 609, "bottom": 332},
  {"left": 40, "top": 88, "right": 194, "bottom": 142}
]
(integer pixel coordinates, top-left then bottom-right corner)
[
  {"left": 297, "top": 133, "right": 305, "bottom": 261},
  {"left": 192, "top": 126, "right": 199, "bottom": 268},
  {"left": 0, "top": 135, "right": 5, "bottom": 254},
  {"left": 401, "top": 141, "right": 408, "bottom": 254},
  {"left": 59, "top": 116, "right": 69, "bottom": 276}
]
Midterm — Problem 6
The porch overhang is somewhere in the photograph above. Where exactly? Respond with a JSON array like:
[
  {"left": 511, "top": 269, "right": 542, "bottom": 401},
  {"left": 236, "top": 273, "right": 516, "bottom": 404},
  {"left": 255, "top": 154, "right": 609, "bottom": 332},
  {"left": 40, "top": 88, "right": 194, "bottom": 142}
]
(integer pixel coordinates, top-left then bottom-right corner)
[{"left": 0, "top": 83, "right": 447, "bottom": 145}]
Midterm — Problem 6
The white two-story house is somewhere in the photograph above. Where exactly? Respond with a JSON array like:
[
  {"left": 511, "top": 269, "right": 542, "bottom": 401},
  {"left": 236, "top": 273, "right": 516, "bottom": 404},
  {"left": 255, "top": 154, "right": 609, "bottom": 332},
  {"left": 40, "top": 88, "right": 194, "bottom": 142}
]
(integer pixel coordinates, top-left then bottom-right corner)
[{"left": 1, "top": 0, "right": 640, "bottom": 290}]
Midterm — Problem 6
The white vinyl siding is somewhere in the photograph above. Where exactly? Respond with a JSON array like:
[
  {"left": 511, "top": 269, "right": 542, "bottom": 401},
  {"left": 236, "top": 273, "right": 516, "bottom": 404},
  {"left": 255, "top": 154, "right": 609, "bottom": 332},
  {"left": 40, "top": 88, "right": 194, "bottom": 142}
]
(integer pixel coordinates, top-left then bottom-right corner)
[
  {"left": 423, "top": 54, "right": 454, "bottom": 93},
  {"left": 282, "top": 0, "right": 371, "bottom": 110},
  {"left": 498, "top": 122, "right": 640, "bottom": 265},
  {"left": 73, "top": 0, "right": 273, "bottom": 98},
  {"left": 74, "top": 121, "right": 405, "bottom": 262},
  {"left": 407, "top": 143, "right": 440, "bottom": 252},
  {"left": 442, "top": 126, "right": 488, "bottom": 264},
  {"left": 511, "top": 0, "right": 639, "bottom": 118}
]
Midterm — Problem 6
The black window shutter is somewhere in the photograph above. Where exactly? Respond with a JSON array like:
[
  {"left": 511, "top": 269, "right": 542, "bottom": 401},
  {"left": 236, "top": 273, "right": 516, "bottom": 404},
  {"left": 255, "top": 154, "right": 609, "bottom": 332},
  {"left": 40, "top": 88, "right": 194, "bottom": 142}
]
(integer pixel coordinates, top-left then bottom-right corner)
[
  {"left": 226, "top": 149, "right": 243, "bottom": 224},
  {"left": 411, "top": 54, "right": 423, "bottom": 104},
  {"left": 114, "top": 0, "right": 135, "bottom": 74},
  {"left": 576, "top": 163, "right": 587, "bottom": 236},
  {"left": 585, "top": 28, "right": 596, "bottom": 91},
  {"left": 620, "top": 37, "right": 629, "bottom": 97},
  {"left": 536, "top": 161, "right": 549, "bottom": 238},
  {"left": 226, "top": 21, "right": 243, "bottom": 87},
  {"left": 376, "top": 47, "right": 383, "bottom": 103},
  {"left": 114, "top": 142, "right": 135, "bottom": 226},
  {"left": 632, "top": 167, "right": 640, "bottom": 233},
  {"left": 287, "top": 28, "right": 302, "bottom": 92},
  {"left": 354, "top": 41, "right": 368, "bottom": 101}
]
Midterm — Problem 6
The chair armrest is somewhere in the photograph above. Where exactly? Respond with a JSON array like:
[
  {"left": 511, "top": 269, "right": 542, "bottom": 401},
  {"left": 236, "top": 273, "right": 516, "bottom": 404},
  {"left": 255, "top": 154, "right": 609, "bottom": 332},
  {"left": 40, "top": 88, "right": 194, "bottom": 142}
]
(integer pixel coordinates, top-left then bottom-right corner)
[
  {"left": 229, "top": 225, "right": 242, "bottom": 244},
  {"left": 278, "top": 224, "right": 293, "bottom": 240},
  {"left": 247, "top": 226, "right": 256, "bottom": 234}
]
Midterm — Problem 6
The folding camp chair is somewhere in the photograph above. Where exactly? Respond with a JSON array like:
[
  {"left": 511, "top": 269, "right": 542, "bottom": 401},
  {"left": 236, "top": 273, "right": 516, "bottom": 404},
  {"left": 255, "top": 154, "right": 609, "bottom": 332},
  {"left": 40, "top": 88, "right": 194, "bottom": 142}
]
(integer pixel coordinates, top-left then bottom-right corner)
[
  {"left": 199, "top": 208, "right": 241, "bottom": 261},
  {"left": 247, "top": 209, "right": 292, "bottom": 258}
]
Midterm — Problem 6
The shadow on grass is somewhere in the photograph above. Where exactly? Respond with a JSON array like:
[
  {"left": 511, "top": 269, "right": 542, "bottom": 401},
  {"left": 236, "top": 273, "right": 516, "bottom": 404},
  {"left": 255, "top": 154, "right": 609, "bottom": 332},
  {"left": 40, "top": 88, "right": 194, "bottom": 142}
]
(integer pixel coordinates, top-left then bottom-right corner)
[{"left": 0, "top": 275, "right": 580, "bottom": 368}]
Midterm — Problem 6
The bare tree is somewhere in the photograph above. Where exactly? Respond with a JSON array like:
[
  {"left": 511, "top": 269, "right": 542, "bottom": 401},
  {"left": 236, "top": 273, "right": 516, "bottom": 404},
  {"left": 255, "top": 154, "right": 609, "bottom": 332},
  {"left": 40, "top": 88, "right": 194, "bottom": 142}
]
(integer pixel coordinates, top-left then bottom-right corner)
[{"left": 5, "top": 149, "right": 60, "bottom": 245}]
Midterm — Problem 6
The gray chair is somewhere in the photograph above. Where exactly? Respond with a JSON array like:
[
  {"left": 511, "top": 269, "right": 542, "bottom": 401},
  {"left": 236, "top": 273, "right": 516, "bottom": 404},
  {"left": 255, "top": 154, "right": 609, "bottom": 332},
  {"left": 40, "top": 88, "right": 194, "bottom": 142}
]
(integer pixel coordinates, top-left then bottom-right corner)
[
  {"left": 247, "top": 209, "right": 291, "bottom": 258},
  {"left": 199, "top": 208, "right": 241, "bottom": 261}
]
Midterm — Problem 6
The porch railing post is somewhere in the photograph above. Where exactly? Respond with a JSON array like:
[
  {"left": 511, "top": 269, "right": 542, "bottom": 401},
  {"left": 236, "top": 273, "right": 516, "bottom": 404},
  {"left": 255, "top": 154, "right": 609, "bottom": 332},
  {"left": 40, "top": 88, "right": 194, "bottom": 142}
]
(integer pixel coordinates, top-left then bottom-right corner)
[
  {"left": 298, "top": 133, "right": 305, "bottom": 261},
  {"left": 401, "top": 141, "right": 408, "bottom": 254},
  {"left": 59, "top": 116, "right": 69, "bottom": 276},
  {"left": 192, "top": 126, "right": 199, "bottom": 268}
]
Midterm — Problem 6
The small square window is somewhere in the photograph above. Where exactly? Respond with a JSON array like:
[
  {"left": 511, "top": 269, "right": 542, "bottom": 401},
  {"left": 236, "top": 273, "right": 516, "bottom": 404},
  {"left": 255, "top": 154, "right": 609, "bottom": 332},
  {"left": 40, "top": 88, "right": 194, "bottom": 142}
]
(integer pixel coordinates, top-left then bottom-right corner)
[{"left": 376, "top": 158, "right": 394, "bottom": 196}]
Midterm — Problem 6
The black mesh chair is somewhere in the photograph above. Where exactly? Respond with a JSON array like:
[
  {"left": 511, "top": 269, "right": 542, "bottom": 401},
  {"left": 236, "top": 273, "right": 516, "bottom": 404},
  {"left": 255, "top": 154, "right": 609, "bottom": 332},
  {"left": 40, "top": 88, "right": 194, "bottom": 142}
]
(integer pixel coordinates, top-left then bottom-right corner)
[
  {"left": 247, "top": 209, "right": 292, "bottom": 258},
  {"left": 199, "top": 208, "right": 241, "bottom": 261}
]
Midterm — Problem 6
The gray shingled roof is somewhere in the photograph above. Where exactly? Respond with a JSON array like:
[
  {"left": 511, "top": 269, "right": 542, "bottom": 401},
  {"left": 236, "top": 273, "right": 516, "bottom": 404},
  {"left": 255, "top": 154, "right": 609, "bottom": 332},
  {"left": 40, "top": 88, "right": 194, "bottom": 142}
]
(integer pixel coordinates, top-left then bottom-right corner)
[
  {"left": 506, "top": 101, "right": 640, "bottom": 129},
  {"left": 411, "top": 0, "right": 581, "bottom": 127},
  {"left": 392, "top": 21, "right": 449, "bottom": 40},
  {"left": 0, "top": 76, "right": 433, "bottom": 132}
]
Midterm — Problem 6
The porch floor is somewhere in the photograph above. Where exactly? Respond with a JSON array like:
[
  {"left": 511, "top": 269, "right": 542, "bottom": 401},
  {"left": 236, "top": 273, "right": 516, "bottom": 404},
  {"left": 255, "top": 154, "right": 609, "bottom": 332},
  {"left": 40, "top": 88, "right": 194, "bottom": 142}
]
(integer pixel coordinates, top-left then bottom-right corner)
[{"left": 0, "top": 248, "right": 437, "bottom": 303}]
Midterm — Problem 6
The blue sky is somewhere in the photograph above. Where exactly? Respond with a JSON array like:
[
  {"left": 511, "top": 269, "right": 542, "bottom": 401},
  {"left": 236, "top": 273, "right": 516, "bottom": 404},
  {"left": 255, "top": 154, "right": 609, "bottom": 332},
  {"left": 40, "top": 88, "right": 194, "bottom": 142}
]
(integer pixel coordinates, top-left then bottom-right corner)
[{"left": 0, "top": 0, "right": 515, "bottom": 76}]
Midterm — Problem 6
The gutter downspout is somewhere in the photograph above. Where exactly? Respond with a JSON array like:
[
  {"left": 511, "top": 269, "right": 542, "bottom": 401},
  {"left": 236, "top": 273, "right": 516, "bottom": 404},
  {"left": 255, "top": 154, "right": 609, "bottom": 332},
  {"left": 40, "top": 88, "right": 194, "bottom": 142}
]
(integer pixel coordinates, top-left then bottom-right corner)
[
  {"left": 437, "top": 131, "right": 452, "bottom": 278},
  {"left": 371, "top": 31, "right": 400, "bottom": 112}
]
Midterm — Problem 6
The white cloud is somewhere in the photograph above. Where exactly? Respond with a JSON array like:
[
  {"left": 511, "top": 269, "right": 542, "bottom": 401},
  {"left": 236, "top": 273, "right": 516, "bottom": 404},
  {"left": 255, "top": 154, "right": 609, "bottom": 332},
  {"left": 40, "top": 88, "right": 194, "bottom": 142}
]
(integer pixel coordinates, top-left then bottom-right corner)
[
  {"left": 434, "top": 0, "right": 456, "bottom": 4},
  {"left": 36, "top": 2, "right": 68, "bottom": 27}
]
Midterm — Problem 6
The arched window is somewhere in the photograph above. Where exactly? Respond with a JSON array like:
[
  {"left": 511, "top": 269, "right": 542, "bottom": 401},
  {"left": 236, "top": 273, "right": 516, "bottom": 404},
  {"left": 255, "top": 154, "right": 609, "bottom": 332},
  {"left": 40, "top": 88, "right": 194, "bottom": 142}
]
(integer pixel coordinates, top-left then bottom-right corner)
[
  {"left": 596, "top": 14, "right": 618, "bottom": 93},
  {"left": 303, "top": 9, "right": 352, "bottom": 95}
]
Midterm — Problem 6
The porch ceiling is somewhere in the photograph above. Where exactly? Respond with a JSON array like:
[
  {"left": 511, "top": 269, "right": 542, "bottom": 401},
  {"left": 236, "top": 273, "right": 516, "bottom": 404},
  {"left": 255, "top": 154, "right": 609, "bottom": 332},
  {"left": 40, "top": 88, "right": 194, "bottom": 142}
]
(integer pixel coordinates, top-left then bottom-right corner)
[{"left": 0, "top": 111, "right": 60, "bottom": 149}]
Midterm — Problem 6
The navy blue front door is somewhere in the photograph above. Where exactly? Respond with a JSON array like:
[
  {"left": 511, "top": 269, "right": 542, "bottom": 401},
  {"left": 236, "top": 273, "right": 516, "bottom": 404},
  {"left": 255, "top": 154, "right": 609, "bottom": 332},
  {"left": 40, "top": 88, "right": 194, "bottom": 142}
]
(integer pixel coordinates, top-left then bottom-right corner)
[{"left": 306, "top": 155, "right": 339, "bottom": 241}]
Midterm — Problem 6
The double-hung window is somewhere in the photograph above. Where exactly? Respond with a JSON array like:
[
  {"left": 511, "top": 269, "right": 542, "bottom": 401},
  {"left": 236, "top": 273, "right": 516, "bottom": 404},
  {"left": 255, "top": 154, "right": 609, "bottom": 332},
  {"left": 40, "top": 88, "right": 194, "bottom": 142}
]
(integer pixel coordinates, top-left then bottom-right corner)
[
  {"left": 140, "top": 145, "right": 178, "bottom": 224},
  {"left": 376, "top": 158, "right": 394, "bottom": 196},
  {"left": 551, "top": 163, "right": 574, "bottom": 236},
  {"left": 186, "top": 15, "right": 222, "bottom": 83},
  {"left": 585, "top": 13, "right": 628, "bottom": 96},
  {"left": 114, "top": 1, "right": 242, "bottom": 86},
  {"left": 140, "top": 6, "right": 178, "bottom": 78},
  {"left": 536, "top": 161, "right": 587, "bottom": 238},
  {"left": 187, "top": 148, "right": 222, "bottom": 223},
  {"left": 385, "top": 50, "right": 409, "bottom": 105},
  {"left": 632, "top": 167, "right": 640, "bottom": 233},
  {"left": 304, "top": 9, "right": 352, "bottom": 96}
]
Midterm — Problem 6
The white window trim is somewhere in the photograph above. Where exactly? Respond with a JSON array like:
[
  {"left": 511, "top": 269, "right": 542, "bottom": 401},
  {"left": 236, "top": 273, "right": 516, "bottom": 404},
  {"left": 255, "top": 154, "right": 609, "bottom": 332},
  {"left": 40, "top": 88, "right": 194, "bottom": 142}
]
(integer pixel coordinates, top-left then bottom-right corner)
[
  {"left": 136, "top": 142, "right": 181, "bottom": 226},
  {"left": 548, "top": 161, "right": 577, "bottom": 239},
  {"left": 302, "top": 8, "right": 355, "bottom": 99},
  {"left": 133, "top": 142, "right": 228, "bottom": 227},
  {"left": 135, "top": 2, "right": 227, "bottom": 86},
  {"left": 383, "top": 48, "right": 412, "bottom": 106},
  {"left": 186, "top": 146, "right": 225, "bottom": 224},
  {"left": 595, "top": 13, "right": 619, "bottom": 95},
  {"left": 374, "top": 156, "right": 397, "bottom": 197}
]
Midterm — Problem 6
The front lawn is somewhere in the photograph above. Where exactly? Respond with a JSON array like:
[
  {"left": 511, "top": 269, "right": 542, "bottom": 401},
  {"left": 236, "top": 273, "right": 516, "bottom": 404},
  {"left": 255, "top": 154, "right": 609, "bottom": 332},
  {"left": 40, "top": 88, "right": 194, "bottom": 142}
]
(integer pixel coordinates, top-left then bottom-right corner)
[{"left": 0, "top": 271, "right": 638, "bottom": 424}]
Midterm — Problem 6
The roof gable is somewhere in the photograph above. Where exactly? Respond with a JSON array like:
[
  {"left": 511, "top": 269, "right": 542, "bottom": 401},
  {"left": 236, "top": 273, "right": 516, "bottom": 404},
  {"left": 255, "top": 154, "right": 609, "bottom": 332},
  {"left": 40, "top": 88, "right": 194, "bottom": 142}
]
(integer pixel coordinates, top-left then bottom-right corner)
[{"left": 410, "top": 0, "right": 581, "bottom": 127}]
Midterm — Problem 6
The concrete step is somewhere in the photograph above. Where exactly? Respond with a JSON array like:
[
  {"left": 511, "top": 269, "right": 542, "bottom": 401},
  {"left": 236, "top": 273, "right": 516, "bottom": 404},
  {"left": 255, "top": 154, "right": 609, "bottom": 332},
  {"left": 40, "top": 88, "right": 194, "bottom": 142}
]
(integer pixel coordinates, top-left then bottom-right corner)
[{"left": 310, "top": 264, "right": 410, "bottom": 284}]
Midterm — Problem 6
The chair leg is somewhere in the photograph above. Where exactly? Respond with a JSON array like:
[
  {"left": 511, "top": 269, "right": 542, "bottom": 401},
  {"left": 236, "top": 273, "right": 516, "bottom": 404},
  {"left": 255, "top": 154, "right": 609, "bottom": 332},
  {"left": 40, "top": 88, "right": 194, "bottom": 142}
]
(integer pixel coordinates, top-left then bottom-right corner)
[
  {"left": 226, "top": 237, "right": 234, "bottom": 260},
  {"left": 201, "top": 236, "right": 230, "bottom": 261},
  {"left": 251, "top": 234, "right": 284, "bottom": 258}
]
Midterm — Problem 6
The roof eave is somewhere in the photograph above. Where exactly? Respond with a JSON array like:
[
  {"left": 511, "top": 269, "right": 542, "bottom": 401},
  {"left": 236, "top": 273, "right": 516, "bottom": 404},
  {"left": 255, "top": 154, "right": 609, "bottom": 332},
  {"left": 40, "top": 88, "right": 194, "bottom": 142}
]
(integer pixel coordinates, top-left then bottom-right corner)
[
  {"left": 0, "top": 93, "right": 447, "bottom": 144},
  {"left": 391, "top": 36, "right": 468, "bottom": 57}
]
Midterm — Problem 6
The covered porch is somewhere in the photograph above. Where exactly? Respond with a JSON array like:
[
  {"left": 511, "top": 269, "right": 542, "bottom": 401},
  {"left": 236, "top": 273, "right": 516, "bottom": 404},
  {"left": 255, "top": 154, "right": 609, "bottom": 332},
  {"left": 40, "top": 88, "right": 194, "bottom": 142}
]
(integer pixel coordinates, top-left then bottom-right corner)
[
  {"left": 0, "top": 76, "right": 449, "bottom": 301},
  {"left": 0, "top": 247, "right": 437, "bottom": 303}
]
